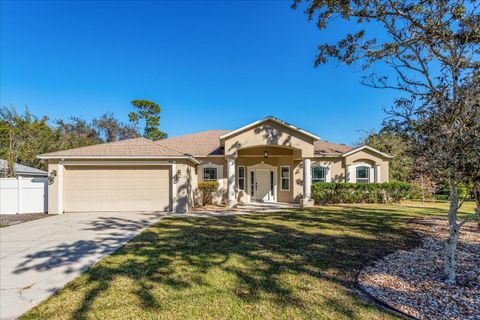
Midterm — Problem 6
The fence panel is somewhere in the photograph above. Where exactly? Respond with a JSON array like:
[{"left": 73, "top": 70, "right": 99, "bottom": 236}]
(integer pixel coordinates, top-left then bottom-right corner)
[{"left": 0, "top": 177, "right": 48, "bottom": 214}]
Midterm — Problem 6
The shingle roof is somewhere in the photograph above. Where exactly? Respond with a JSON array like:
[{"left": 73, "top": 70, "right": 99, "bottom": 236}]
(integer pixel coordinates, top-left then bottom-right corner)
[
  {"left": 157, "top": 130, "right": 352, "bottom": 157},
  {"left": 0, "top": 159, "right": 48, "bottom": 176},
  {"left": 38, "top": 137, "right": 187, "bottom": 158},
  {"left": 37, "top": 131, "right": 353, "bottom": 159},
  {"left": 156, "top": 130, "right": 230, "bottom": 156},
  {"left": 314, "top": 140, "right": 353, "bottom": 156}
]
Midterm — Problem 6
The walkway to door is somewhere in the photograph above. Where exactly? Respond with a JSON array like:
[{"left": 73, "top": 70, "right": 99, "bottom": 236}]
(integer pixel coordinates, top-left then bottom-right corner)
[{"left": 237, "top": 202, "right": 300, "bottom": 212}]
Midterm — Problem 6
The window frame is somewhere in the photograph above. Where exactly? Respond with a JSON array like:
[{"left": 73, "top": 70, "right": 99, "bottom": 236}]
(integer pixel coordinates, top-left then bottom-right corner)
[
  {"left": 203, "top": 167, "right": 218, "bottom": 181},
  {"left": 311, "top": 166, "right": 327, "bottom": 184},
  {"left": 355, "top": 166, "right": 370, "bottom": 183},
  {"left": 250, "top": 171, "right": 255, "bottom": 196},
  {"left": 237, "top": 166, "right": 245, "bottom": 191},
  {"left": 280, "top": 166, "right": 290, "bottom": 191}
]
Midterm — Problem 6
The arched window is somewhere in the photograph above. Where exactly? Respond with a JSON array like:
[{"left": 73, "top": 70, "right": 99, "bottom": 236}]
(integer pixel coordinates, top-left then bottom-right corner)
[
  {"left": 356, "top": 166, "right": 370, "bottom": 183},
  {"left": 312, "top": 166, "right": 327, "bottom": 183}
]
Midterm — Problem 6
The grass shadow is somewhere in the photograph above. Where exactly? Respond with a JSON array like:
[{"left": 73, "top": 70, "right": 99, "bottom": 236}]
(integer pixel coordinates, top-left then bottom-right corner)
[{"left": 22, "top": 205, "right": 433, "bottom": 320}]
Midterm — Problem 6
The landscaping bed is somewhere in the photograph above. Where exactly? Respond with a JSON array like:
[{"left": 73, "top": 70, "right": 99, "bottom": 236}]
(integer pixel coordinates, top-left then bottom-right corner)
[
  {"left": 0, "top": 213, "right": 51, "bottom": 227},
  {"left": 358, "top": 218, "right": 479, "bottom": 320}
]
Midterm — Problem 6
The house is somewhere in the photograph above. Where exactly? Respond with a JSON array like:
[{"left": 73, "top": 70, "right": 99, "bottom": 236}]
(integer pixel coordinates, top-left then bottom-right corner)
[
  {"left": 38, "top": 116, "right": 391, "bottom": 214},
  {"left": 0, "top": 159, "right": 48, "bottom": 177}
]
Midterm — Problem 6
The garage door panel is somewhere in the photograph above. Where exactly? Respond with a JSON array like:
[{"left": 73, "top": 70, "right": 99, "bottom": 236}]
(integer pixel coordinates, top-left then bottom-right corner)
[{"left": 65, "top": 166, "right": 170, "bottom": 212}]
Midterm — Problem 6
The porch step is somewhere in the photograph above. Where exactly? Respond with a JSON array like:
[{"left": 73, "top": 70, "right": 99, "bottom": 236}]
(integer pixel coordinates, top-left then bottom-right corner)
[{"left": 236, "top": 202, "right": 299, "bottom": 211}]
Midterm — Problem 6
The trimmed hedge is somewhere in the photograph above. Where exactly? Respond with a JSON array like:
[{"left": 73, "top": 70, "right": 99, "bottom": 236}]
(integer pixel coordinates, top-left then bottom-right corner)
[
  {"left": 311, "top": 182, "right": 412, "bottom": 204},
  {"left": 198, "top": 181, "right": 219, "bottom": 205}
]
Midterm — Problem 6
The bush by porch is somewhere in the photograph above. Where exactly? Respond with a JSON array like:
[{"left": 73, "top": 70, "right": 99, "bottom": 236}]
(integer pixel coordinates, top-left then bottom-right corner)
[{"left": 311, "top": 182, "right": 412, "bottom": 204}]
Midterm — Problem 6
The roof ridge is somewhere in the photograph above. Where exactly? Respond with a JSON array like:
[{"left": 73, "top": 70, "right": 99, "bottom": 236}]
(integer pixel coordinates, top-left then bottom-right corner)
[{"left": 156, "top": 129, "right": 230, "bottom": 142}]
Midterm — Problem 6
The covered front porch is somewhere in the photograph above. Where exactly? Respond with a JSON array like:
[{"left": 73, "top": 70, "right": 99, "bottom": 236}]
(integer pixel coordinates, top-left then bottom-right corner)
[
  {"left": 217, "top": 117, "right": 321, "bottom": 208},
  {"left": 225, "top": 145, "right": 315, "bottom": 207}
]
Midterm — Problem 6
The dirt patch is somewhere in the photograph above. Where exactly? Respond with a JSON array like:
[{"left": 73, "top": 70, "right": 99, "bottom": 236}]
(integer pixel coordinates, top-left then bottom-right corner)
[
  {"left": 0, "top": 213, "right": 52, "bottom": 227},
  {"left": 359, "top": 218, "right": 479, "bottom": 320}
]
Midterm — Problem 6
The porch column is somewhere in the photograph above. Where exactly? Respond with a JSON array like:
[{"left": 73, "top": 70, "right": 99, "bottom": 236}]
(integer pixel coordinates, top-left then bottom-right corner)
[
  {"left": 227, "top": 156, "right": 237, "bottom": 207},
  {"left": 302, "top": 158, "right": 314, "bottom": 207},
  {"left": 57, "top": 160, "right": 64, "bottom": 214}
]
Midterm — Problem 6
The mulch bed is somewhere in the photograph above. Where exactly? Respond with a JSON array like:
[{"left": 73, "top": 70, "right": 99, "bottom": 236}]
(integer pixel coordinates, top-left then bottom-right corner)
[
  {"left": 358, "top": 218, "right": 479, "bottom": 320},
  {"left": 0, "top": 213, "right": 51, "bottom": 227}
]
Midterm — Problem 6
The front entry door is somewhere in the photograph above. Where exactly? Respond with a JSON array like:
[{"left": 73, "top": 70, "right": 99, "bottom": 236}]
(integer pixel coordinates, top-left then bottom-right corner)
[{"left": 254, "top": 169, "right": 272, "bottom": 201}]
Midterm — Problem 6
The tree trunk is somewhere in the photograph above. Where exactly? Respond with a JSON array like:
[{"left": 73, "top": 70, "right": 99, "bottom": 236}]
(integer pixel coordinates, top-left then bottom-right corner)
[
  {"left": 474, "top": 182, "right": 480, "bottom": 230},
  {"left": 7, "top": 130, "right": 17, "bottom": 177},
  {"left": 421, "top": 175, "right": 425, "bottom": 206},
  {"left": 444, "top": 180, "right": 460, "bottom": 284}
]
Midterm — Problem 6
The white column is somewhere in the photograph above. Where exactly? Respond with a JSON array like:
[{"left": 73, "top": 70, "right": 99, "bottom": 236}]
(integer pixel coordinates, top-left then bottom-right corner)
[
  {"left": 303, "top": 158, "right": 311, "bottom": 199},
  {"left": 375, "top": 165, "right": 381, "bottom": 183},
  {"left": 57, "top": 161, "right": 64, "bottom": 214},
  {"left": 227, "top": 156, "right": 237, "bottom": 207},
  {"left": 302, "top": 158, "right": 312, "bottom": 206}
]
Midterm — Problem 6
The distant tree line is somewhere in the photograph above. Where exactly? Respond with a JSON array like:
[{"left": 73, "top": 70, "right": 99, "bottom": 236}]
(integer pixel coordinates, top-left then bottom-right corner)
[{"left": 0, "top": 99, "right": 167, "bottom": 174}]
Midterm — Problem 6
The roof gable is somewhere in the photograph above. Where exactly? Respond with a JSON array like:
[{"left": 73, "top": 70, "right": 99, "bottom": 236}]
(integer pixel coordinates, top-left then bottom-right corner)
[
  {"left": 219, "top": 116, "right": 320, "bottom": 141},
  {"left": 342, "top": 145, "right": 393, "bottom": 158}
]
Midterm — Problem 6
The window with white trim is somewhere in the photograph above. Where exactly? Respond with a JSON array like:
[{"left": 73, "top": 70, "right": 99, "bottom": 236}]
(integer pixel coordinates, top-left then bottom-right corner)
[
  {"left": 203, "top": 167, "right": 217, "bottom": 181},
  {"left": 238, "top": 166, "right": 245, "bottom": 191},
  {"left": 312, "top": 166, "right": 327, "bottom": 183},
  {"left": 356, "top": 166, "right": 370, "bottom": 183},
  {"left": 280, "top": 166, "right": 290, "bottom": 191}
]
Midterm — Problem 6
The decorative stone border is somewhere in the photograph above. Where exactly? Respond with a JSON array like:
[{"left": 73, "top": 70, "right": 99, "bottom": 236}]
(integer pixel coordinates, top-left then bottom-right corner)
[
  {"left": 355, "top": 266, "right": 418, "bottom": 320},
  {"left": 356, "top": 218, "right": 479, "bottom": 320}
]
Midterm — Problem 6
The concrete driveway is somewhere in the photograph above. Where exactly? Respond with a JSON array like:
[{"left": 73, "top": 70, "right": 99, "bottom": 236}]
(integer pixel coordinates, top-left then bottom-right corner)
[{"left": 0, "top": 211, "right": 165, "bottom": 320}]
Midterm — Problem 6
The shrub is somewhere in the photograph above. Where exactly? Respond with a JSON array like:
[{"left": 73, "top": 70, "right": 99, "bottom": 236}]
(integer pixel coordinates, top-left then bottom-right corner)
[
  {"left": 311, "top": 182, "right": 412, "bottom": 204},
  {"left": 198, "top": 181, "right": 219, "bottom": 205}
]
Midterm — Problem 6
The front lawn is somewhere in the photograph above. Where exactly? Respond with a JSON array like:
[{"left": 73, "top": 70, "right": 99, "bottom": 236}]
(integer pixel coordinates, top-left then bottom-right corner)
[{"left": 21, "top": 202, "right": 475, "bottom": 319}]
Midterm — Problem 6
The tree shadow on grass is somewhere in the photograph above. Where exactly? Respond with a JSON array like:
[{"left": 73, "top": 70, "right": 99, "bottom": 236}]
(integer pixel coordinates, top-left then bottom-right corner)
[{"left": 22, "top": 207, "right": 422, "bottom": 319}]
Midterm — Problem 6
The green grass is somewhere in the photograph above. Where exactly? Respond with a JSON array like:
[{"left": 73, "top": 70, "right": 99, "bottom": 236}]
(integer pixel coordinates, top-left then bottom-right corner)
[
  {"left": 0, "top": 224, "right": 7, "bottom": 228},
  {"left": 21, "top": 202, "right": 476, "bottom": 320}
]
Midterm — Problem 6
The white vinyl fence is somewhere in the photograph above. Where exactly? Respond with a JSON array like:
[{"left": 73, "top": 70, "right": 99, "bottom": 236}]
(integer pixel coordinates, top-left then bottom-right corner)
[{"left": 0, "top": 177, "right": 48, "bottom": 214}]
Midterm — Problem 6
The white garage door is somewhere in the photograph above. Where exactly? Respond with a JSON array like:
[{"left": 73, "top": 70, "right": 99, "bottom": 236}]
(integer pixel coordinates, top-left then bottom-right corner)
[{"left": 65, "top": 166, "right": 171, "bottom": 212}]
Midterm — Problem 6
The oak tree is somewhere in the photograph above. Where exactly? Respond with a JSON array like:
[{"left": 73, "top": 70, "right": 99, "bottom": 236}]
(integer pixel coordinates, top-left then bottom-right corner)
[{"left": 294, "top": 0, "right": 479, "bottom": 283}]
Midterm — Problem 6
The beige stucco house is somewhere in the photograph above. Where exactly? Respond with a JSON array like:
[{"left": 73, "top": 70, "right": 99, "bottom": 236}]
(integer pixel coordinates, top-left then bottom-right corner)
[{"left": 38, "top": 116, "right": 391, "bottom": 213}]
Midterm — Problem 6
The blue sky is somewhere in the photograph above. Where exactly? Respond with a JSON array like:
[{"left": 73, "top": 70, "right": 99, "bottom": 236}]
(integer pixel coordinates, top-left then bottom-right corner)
[{"left": 1, "top": 0, "right": 397, "bottom": 145}]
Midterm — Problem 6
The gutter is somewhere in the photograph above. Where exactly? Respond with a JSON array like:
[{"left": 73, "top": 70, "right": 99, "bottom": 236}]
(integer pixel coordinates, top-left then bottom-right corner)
[{"left": 36, "top": 155, "right": 201, "bottom": 164}]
